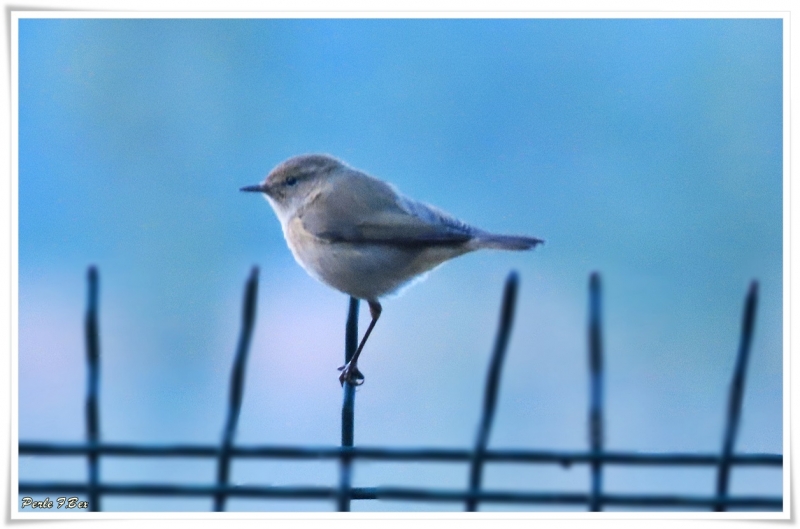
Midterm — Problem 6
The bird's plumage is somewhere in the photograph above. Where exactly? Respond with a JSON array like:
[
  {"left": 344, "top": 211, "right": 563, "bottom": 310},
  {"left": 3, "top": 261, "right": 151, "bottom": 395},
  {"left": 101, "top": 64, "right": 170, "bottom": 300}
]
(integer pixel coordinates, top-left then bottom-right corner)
[
  {"left": 298, "top": 167, "right": 477, "bottom": 247},
  {"left": 241, "top": 153, "right": 543, "bottom": 385}
]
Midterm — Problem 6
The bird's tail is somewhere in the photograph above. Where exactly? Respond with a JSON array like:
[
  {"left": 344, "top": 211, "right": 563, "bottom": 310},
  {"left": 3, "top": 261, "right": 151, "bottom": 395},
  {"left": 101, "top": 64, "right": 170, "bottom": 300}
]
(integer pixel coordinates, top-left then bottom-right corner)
[{"left": 470, "top": 232, "right": 545, "bottom": 251}]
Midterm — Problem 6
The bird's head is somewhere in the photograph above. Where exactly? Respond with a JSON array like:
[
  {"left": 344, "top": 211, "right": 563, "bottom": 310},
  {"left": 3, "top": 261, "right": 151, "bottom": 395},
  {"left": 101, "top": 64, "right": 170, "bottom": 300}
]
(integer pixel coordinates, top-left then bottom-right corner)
[{"left": 241, "top": 154, "right": 344, "bottom": 222}]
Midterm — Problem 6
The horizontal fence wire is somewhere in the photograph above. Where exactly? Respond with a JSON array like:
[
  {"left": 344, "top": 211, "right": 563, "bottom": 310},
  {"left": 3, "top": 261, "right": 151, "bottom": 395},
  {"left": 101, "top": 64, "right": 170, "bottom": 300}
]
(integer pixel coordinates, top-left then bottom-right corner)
[
  {"left": 17, "top": 267, "right": 783, "bottom": 512},
  {"left": 15, "top": 483, "right": 781, "bottom": 510},
  {"left": 18, "top": 442, "right": 782, "bottom": 465}
]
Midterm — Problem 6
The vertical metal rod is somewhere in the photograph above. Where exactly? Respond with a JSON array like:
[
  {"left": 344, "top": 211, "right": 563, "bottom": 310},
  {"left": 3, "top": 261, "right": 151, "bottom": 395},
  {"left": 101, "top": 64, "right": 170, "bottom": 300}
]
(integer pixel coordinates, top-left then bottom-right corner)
[
  {"left": 588, "top": 272, "right": 604, "bottom": 512},
  {"left": 214, "top": 267, "right": 260, "bottom": 512},
  {"left": 84, "top": 266, "right": 101, "bottom": 512},
  {"left": 338, "top": 297, "right": 359, "bottom": 512},
  {"left": 715, "top": 281, "right": 759, "bottom": 512},
  {"left": 466, "top": 271, "right": 519, "bottom": 512}
]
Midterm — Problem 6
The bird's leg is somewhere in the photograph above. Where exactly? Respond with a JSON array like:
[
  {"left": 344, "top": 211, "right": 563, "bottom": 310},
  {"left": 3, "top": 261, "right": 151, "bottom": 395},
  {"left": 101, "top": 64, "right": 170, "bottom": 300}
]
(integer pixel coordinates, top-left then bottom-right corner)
[{"left": 338, "top": 300, "right": 382, "bottom": 386}]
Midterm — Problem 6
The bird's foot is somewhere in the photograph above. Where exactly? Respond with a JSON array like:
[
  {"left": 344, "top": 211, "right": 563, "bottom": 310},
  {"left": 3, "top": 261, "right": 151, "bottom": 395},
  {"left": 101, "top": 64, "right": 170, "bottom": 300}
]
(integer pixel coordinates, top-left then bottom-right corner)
[{"left": 338, "top": 362, "right": 365, "bottom": 387}]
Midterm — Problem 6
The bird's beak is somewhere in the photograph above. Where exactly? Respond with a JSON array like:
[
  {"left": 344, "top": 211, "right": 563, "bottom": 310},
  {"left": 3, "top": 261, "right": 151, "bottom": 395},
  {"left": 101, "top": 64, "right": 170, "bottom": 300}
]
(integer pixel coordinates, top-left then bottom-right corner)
[{"left": 240, "top": 183, "right": 267, "bottom": 194}]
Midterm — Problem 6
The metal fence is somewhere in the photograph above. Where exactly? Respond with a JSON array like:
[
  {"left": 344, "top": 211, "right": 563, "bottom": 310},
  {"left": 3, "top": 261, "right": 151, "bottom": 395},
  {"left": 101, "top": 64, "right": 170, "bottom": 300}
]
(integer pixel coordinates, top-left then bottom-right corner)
[{"left": 18, "top": 266, "right": 783, "bottom": 512}]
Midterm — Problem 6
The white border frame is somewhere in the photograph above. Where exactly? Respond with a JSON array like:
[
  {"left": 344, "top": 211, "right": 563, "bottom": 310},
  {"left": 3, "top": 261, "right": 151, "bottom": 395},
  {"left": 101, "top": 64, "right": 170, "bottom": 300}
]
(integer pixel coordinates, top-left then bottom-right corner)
[{"left": 6, "top": 4, "right": 794, "bottom": 524}]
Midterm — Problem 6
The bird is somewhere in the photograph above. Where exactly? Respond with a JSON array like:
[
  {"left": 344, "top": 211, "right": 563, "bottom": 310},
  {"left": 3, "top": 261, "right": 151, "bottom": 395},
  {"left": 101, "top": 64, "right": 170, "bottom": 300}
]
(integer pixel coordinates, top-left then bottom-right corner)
[{"left": 241, "top": 154, "right": 543, "bottom": 386}]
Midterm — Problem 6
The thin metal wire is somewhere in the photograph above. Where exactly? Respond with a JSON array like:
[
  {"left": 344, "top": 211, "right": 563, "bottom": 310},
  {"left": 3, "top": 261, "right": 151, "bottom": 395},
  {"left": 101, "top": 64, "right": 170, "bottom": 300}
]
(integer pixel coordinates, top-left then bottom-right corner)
[
  {"left": 214, "top": 266, "right": 259, "bottom": 511},
  {"left": 466, "top": 271, "right": 519, "bottom": 512},
  {"left": 338, "top": 297, "right": 359, "bottom": 512},
  {"left": 16, "top": 481, "right": 782, "bottom": 510},
  {"left": 84, "top": 266, "right": 101, "bottom": 512},
  {"left": 715, "top": 280, "right": 759, "bottom": 511},
  {"left": 588, "top": 272, "right": 604, "bottom": 511},
  {"left": 17, "top": 442, "right": 781, "bottom": 466}
]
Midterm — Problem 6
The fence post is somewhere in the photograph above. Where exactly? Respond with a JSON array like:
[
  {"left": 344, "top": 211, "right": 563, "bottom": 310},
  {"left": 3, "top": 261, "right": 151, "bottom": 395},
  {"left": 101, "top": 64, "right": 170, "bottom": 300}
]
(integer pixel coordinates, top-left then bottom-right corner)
[
  {"left": 338, "top": 297, "right": 360, "bottom": 511},
  {"left": 715, "top": 281, "right": 759, "bottom": 511},
  {"left": 214, "top": 267, "right": 259, "bottom": 511},
  {"left": 466, "top": 271, "right": 519, "bottom": 511},
  {"left": 588, "top": 272, "right": 604, "bottom": 512},
  {"left": 84, "top": 266, "right": 101, "bottom": 512}
]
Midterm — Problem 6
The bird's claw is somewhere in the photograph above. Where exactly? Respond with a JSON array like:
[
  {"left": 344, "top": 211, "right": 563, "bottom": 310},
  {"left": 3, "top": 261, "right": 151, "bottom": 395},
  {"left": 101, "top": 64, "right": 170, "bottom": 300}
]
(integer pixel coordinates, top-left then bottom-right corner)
[{"left": 338, "top": 363, "right": 365, "bottom": 386}]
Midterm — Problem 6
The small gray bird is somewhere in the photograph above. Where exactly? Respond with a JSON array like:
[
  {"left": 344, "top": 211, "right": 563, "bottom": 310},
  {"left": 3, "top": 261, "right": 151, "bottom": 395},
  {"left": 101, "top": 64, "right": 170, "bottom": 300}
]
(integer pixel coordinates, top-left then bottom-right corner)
[{"left": 241, "top": 154, "right": 543, "bottom": 386}]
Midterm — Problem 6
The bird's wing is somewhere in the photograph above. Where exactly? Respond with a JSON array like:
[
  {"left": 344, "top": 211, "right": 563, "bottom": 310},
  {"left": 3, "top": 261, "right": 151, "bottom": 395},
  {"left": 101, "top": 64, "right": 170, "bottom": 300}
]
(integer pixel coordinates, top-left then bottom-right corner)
[{"left": 298, "top": 170, "right": 475, "bottom": 247}]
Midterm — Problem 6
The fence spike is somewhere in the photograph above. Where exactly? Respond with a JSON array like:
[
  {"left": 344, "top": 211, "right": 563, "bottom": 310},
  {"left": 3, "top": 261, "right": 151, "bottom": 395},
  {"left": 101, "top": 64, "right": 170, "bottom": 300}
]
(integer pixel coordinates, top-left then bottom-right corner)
[
  {"left": 466, "top": 271, "right": 519, "bottom": 511},
  {"left": 85, "top": 266, "right": 101, "bottom": 512},
  {"left": 715, "top": 280, "right": 759, "bottom": 511},
  {"left": 338, "top": 297, "right": 360, "bottom": 511},
  {"left": 588, "top": 272, "right": 604, "bottom": 511},
  {"left": 214, "top": 266, "right": 259, "bottom": 512}
]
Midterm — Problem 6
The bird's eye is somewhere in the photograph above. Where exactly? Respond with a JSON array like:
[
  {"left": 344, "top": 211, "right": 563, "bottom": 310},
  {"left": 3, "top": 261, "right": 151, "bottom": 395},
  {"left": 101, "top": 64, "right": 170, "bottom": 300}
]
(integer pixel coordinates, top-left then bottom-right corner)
[{"left": 286, "top": 177, "right": 298, "bottom": 186}]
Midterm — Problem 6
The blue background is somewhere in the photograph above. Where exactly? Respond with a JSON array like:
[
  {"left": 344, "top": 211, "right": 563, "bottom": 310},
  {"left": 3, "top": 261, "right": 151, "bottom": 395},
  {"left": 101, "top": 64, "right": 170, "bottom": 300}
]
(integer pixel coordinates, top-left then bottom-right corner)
[{"left": 18, "top": 18, "right": 783, "bottom": 511}]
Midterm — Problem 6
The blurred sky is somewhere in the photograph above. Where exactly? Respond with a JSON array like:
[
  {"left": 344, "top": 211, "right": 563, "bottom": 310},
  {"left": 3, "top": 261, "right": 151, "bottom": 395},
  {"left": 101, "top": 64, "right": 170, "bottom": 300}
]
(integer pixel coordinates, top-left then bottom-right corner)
[{"left": 17, "top": 17, "right": 783, "bottom": 512}]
